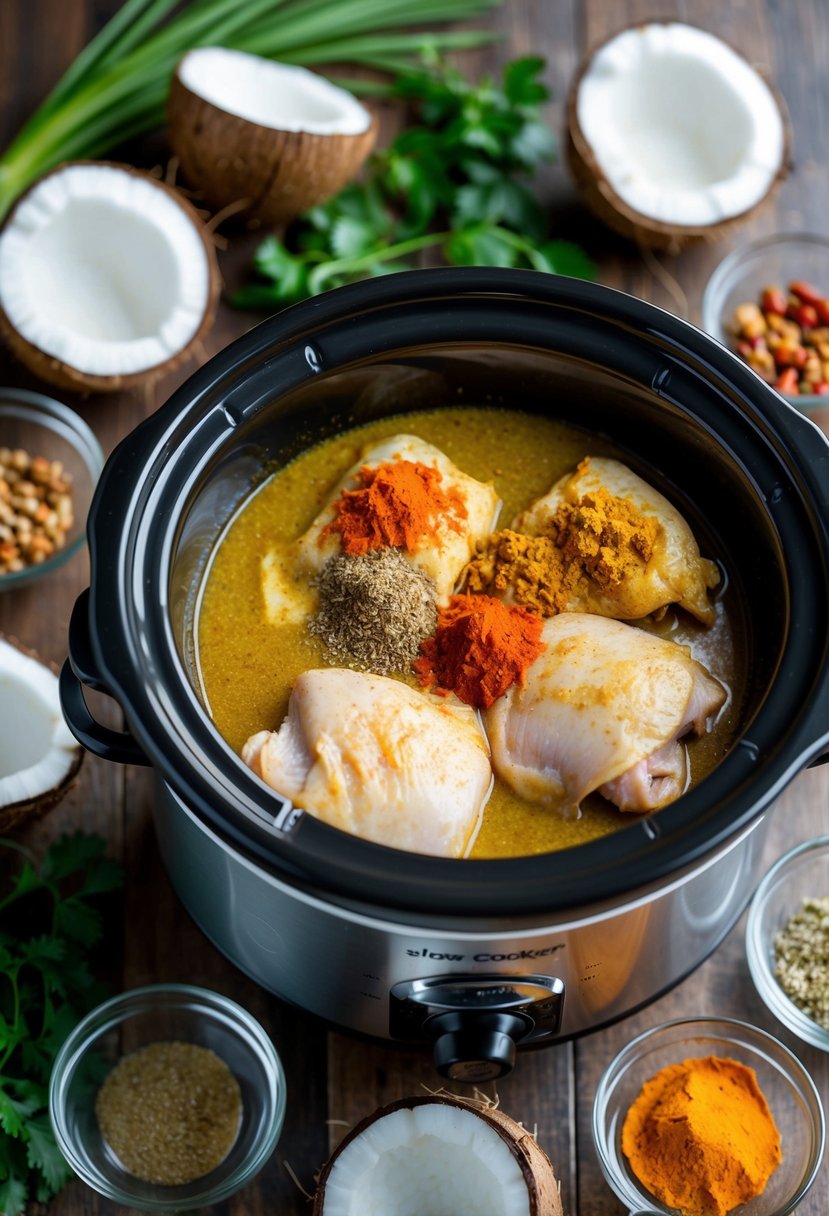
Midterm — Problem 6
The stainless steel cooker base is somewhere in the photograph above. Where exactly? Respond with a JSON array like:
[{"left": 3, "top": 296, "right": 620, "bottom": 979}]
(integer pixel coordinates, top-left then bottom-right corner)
[{"left": 155, "top": 782, "right": 769, "bottom": 1056}]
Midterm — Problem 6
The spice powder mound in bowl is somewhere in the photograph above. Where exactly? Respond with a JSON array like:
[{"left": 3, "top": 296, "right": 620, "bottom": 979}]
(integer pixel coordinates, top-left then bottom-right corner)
[
  {"left": 746, "top": 835, "right": 829, "bottom": 1052},
  {"left": 49, "top": 983, "right": 286, "bottom": 1211},
  {"left": 592, "top": 1016, "right": 825, "bottom": 1216}
]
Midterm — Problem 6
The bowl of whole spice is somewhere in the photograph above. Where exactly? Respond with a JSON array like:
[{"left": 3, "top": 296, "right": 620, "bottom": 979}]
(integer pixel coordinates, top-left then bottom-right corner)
[
  {"left": 701, "top": 232, "right": 829, "bottom": 414},
  {"left": 49, "top": 983, "right": 286, "bottom": 1210},
  {"left": 0, "top": 387, "right": 103, "bottom": 588},
  {"left": 746, "top": 835, "right": 829, "bottom": 1052},
  {"left": 592, "top": 1016, "right": 824, "bottom": 1216}
]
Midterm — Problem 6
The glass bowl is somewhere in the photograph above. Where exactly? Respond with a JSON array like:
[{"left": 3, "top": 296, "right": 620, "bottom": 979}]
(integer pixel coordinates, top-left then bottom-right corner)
[
  {"left": 593, "top": 1016, "right": 824, "bottom": 1216},
  {"left": 746, "top": 836, "right": 829, "bottom": 1051},
  {"left": 701, "top": 232, "right": 829, "bottom": 415},
  {"left": 0, "top": 386, "right": 104, "bottom": 589},
  {"left": 49, "top": 983, "right": 286, "bottom": 1211}
]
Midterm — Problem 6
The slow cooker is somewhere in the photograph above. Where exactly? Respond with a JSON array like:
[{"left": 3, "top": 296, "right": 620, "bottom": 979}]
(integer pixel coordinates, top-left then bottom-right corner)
[{"left": 61, "top": 269, "right": 829, "bottom": 1082}]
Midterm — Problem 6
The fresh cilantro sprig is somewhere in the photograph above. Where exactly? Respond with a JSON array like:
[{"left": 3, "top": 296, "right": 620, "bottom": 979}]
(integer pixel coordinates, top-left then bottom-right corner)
[
  {"left": 232, "top": 55, "right": 594, "bottom": 310},
  {"left": 0, "top": 834, "right": 122, "bottom": 1216}
]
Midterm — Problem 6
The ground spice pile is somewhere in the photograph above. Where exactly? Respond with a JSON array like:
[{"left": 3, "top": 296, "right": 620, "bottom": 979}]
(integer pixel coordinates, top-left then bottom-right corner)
[
  {"left": 310, "top": 548, "right": 438, "bottom": 673},
  {"left": 464, "top": 530, "right": 575, "bottom": 616},
  {"left": 621, "top": 1055, "right": 782, "bottom": 1216},
  {"left": 549, "top": 484, "right": 659, "bottom": 587},
  {"left": 414, "top": 593, "right": 545, "bottom": 709},
  {"left": 774, "top": 894, "right": 829, "bottom": 1028},
  {"left": 323, "top": 459, "right": 467, "bottom": 555},
  {"left": 464, "top": 473, "right": 659, "bottom": 617},
  {"left": 95, "top": 1040, "right": 242, "bottom": 1186}
]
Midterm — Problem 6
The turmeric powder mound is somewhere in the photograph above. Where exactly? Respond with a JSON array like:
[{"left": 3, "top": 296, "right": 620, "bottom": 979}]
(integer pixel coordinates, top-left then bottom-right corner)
[
  {"left": 323, "top": 460, "right": 468, "bottom": 556},
  {"left": 464, "top": 530, "right": 577, "bottom": 615},
  {"left": 463, "top": 487, "right": 660, "bottom": 618},
  {"left": 621, "top": 1055, "right": 782, "bottom": 1216},
  {"left": 549, "top": 486, "right": 659, "bottom": 588}
]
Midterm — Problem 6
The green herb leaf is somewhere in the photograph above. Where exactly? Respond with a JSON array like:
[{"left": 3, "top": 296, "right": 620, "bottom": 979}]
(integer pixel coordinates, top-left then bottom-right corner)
[
  {"left": 0, "top": 1091, "right": 37, "bottom": 1139},
  {"left": 4, "top": 865, "right": 40, "bottom": 905},
  {"left": 0, "top": 1175, "right": 27, "bottom": 1216},
  {"left": 0, "top": 836, "right": 122, "bottom": 1209},
  {"left": 503, "top": 56, "right": 549, "bottom": 105},
  {"left": 446, "top": 224, "right": 519, "bottom": 267},
  {"left": 52, "top": 897, "right": 101, "bottom": 948},
  {"left": 535, "top": 239, "right": 597, "bottom": 279},
  {"left": 330, "top": 216, "right": 381, "bottom": 259},
  {"left": 25, "top": 1117, "right": 71, "bottom": 1194},
  {"left": 40, "top": 832, "right": 107, "bottom": 883},
  {"left": 509, "top": 117, "right": 556, "bottom": 168}
]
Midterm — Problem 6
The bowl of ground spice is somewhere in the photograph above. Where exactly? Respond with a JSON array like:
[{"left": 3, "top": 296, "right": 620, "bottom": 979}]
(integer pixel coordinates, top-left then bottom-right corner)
[
  {"left": 0, "top": 388, "right": 103, "bottom": 588},
  {"left": 592, "top": 1016, "right": 824, "bottom": 1216},
  {"left": 747, "top": 836, "right": 829, "bottom": 1052},
  {"left": 49, "top": 983, "right": 285, "bottom": 1210}
]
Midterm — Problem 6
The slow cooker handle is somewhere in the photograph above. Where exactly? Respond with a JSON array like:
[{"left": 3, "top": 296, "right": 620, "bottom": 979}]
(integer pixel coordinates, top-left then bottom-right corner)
[
  {"left": 60, "top": 660, "right": 150, "bottom": 765},
  {"left": 60, "top": 590, "right": 150, "bottom": 766}
]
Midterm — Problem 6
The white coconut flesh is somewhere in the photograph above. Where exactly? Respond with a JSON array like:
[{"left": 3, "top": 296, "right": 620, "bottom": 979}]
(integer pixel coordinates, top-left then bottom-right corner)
[
  {"left": 178, "top": 49, "right": 372, "bottom": 135},
  {"left": 0, "top": 163, "right": 212, "bottom": 377},
  {"left": 319, "top": 1104, "right": 541, "bottom": 1216},
  {"left": 575, "top": 23, "right": 785, "bottom": 226},
  {"left": 0, "top": 639, "right": 80, "bottom": 809}
]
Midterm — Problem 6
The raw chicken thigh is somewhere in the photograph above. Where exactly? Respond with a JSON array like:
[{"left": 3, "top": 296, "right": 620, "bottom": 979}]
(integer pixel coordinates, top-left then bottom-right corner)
[
  {"left": 242, "top": 668, "right": 493, "bottom": 857},
  {"left": 486, "top": 613, "right": 726, "bottom": 816},
  {"left": 293, "top": 434, "right": 500, "bottom": 602},
  {"left": 513, "top": 457, "right": 720, "bottom": 625}
]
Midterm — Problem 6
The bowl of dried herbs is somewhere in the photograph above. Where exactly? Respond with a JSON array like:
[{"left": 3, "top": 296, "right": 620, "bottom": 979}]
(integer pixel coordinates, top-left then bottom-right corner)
[
  {"left": 49, "top": 983, "right": 286, "bottom": 1210},
  {"left": 746, "top": 835, "right": 829, "bottom": 1052}
]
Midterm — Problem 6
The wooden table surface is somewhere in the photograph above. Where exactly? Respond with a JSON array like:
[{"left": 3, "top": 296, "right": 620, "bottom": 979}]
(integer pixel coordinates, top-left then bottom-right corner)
[{"left": 2, "top": 1, "right": 828, "bottom": 1212}]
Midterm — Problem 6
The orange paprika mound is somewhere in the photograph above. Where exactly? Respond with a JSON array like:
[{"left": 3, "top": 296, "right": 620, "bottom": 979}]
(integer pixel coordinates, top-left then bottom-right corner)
[
  {"left": 621, "top": 1055, "right": 782, "bottom": 1216},
  {"left": 414, "top": 593, "right": 545, "bottom": 710},
  {"left": 324, "top": 460, "right": 467, "bottom": 556}
]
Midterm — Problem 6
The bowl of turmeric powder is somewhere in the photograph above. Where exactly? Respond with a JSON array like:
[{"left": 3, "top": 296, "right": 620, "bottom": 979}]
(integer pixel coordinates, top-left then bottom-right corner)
[{"left": 592, "top": 1016, "right": 824, "bottom": 1216}]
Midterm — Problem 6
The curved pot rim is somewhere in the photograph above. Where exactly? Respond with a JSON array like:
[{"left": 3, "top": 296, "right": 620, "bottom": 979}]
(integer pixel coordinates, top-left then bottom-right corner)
[{"left": 78, "top": 268, "right": 829, "bottom": 917}]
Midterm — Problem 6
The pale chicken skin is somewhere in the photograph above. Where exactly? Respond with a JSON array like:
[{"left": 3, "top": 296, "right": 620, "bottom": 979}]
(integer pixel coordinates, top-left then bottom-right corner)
[
  {"left": 485, "top": 613, "right": 726, "bottom": 817},
  {"left": 513, "top": 457, "right": 720, "bottom": 626},
  {"left": 242, "top": 668, "right": 493, "bottom": 857},
  {"left": 292, "top": 434, "right": 500, "bottom": 603}
]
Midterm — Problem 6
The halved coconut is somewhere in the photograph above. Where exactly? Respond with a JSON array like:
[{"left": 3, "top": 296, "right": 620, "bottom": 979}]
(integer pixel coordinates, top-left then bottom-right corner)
[
  {"left": 567, "top": 23, "right": 789, "bottom": 250},
  {"left": 313, "top": 1095, "right": 563, "bottom": 1216},
  {"left": 168, "top": 49, "right": 377, "bottom": 228},
  {"left": 0, "top": 636, "right": 83, "bottom": 831},
  {"left": 0, "top": 161, "right": 220, "bottom": 392}
]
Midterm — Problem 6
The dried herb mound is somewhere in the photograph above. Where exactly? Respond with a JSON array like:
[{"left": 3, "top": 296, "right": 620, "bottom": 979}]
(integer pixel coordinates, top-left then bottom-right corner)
[
  {"left": 96, "top": 1041, "right": 242, "bottom": 1185},
  {"left": 0, "top": 833, "right": 123, "bottom": 1216},
  {"left": 774, "top": 894, "right": 829, "bottom": 1028},
  {"left": 310, "top": 548, "right": 438, "bottom": 673}
]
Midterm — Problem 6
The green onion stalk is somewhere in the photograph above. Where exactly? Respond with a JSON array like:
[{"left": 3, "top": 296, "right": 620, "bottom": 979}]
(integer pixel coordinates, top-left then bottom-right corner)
[{"left": 0, "top": 0, "right": 501, "bottom": 223}]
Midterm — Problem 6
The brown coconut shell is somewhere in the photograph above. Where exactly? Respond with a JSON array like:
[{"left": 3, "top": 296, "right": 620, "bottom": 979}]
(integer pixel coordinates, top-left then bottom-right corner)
[
  {"left": 0, "top": 161, "right": 221, "bottom": 394},
  {"left": 566, "top": 23, "right": 792, "bottom": 253},
  {"left": 312, "top": 1095, "right": 564, "bottom": 1216},
  {"left": 167, "top": 64, "right": 377, "bottom": 229},
  {"left": 0, "top": 635, "right": 83, "bottom": 833}
]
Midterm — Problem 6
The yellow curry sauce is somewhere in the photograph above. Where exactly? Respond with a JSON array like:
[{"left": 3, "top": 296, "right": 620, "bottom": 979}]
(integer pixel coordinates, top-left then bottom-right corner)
[{"left": 196, "top": 406, "right": 743, "bottom": 858}]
